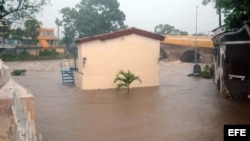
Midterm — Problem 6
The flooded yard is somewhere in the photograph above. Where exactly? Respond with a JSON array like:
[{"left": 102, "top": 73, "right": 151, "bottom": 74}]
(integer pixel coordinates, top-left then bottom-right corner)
[{"left": 6, "top": 60, "right": 250, "bottom": 141}]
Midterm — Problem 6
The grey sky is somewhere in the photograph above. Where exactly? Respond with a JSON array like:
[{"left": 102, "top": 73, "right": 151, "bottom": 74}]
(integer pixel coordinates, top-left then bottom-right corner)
[{"left": 37, "top": 0, "right": 221, "bottom": 35}]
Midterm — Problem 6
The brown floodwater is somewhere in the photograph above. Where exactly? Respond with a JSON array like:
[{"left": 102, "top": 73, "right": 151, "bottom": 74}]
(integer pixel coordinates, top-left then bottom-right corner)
[{"left": 7, "top": 60, "right": 250, "bottom": 141}]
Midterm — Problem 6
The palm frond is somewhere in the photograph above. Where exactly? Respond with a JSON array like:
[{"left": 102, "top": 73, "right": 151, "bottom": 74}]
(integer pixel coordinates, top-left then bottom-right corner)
[
  {"left": 113, "top": 70, "right": 142, "bottom": 92},
  {"left": 114, "top": 76, "right": 127, "bottom": 83},
  {"left": 116, "top": 83, "right": 127, "bottom": 91}
]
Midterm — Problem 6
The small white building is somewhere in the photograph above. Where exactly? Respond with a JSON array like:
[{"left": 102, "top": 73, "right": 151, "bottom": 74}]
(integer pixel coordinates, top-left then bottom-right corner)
[{"left": 75, "top": 28, "right": 165, "bottom": 90}]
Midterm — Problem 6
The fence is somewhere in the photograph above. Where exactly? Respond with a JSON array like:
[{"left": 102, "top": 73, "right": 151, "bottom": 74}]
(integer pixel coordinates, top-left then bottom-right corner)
[
  {"left": 11, "top": 87, "right": 42, "bottom": 141},
  {"left": 0, "top": 43, "right": 16, "bottom": 48}
]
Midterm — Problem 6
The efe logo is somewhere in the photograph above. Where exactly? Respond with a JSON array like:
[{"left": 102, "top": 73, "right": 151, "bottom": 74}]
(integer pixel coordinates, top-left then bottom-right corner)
[
  {"left": 224, "top": 125, "right": 250, "bottom": 141},
  {"left": 228, "top": 129, "right": 246, "bottom": 136}
]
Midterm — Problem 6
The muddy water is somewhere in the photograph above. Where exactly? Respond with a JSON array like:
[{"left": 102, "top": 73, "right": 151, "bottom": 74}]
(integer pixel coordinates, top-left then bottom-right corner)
[{"left": 7, "top": 60, "right": 250, "bottom": 141}]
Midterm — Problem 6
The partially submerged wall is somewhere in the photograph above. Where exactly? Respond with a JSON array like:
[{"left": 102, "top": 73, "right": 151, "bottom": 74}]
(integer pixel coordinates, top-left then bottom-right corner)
[
  {"left": 0, "top": 60, "right": 36, "bottom": 141},
  {"left": 78, "top": 34, "right": 161, "bottom": 90}
]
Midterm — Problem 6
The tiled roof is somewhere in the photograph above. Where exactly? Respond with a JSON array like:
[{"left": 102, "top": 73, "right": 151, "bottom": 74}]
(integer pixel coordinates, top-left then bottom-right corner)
[{"left": 76, "top": 27, "right": 165, "bottom": 44}]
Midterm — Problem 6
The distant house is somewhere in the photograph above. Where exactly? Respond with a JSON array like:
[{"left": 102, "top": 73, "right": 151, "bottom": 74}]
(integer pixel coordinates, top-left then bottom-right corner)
[
  {"left": 75, "top": 28, "right": 165, "bottom": 90},
  {"left": 213, "top": 23, "right": 250, "bottom": 101},
  {"left": 15, "top": 27, "right": 64, "bottom": 56},
  {"left": 38, "top": 28, "right": 60, "bottom": 48}
]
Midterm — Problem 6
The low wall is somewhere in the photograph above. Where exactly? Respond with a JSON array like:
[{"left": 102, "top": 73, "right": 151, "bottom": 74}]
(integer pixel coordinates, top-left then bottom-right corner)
[{"left": 0, "top": 60, "right": 38, "bottom": 141}]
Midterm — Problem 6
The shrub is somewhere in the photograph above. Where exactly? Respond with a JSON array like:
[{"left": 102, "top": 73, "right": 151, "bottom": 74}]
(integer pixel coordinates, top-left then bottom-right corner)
[
  {"left": 11, "top": 69, "right": 27, "bottom": 76},
  {"left": 201, "top": 65, "right": 212, "bottom": 79},
  {"left": 18, "top": 50, "right": 31, "bottom": 60},
  {"left": 0, "top": 51, "right": 31, "bottom": 61},
  {"left": 0, "top": 53, "right": 16, "bottom": 61},
  {"left": 39, "top": 49, "right": 59, "bottom": 56},
  {"left": 187, "top": 65, "right": 212, "bottom": 79}
]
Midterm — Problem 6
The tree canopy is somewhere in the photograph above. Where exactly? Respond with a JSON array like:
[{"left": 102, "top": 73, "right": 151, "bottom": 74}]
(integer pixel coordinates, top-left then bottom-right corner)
[
  {"left": 202, "top": 0, "right": 250, "bottom": 30},
  {"left": 24, "top": 18, "right": 41, "bottom": 43},
  {"left": 55, "top": 18, "right": 62, "bottom": 38},
  {"left": 154, "top": 24, "right": 188, "bottom": 35},
  {"left": 0, "top": 0, "right": 48, "bottom": 25},
  {"left": 60, "top": 0, "right": 126, "bottom": 46},
  {"left": 11, "top": 27, "right": 25, "bottom": 41}
]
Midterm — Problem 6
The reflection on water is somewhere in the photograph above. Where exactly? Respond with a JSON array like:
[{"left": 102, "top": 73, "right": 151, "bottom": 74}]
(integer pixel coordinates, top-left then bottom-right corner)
[{"left": 9, "top": 60, "right": 250, "bottom": 141}]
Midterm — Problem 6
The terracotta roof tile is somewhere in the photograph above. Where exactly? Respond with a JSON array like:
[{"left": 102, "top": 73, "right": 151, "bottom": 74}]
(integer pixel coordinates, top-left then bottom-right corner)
[{"left": 75, "top": 27, "right": 165, "bottom": 44}]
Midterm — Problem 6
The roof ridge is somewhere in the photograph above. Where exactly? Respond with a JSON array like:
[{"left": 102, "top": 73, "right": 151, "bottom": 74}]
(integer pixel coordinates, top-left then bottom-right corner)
[{"left": 76, "top": 28, "right": 165, "bottom": 43}]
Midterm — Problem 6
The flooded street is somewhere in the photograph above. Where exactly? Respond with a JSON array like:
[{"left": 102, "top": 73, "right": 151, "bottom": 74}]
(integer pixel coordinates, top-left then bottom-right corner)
[{"left": 6, "top": 60, "right": 250, "bottom": 141}]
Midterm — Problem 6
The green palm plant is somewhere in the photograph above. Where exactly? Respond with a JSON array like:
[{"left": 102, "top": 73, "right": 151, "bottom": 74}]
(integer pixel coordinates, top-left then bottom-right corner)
[{"left": 114, "top": 70, "right": 142, "bottom": 93}]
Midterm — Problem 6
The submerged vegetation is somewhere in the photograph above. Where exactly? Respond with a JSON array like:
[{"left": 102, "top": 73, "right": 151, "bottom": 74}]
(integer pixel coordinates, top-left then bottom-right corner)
[
  {"left": 11, "top": 69, "right": 27, "bottom": 76},
  {"left": 201, "top": 65, "right": 212, "bottom": 79},
  {"left": 114, "top": 70, "right": 142, "bottom": 93},
  {"left": 188, "top": 65, "right": 213, "bottom": 79}
]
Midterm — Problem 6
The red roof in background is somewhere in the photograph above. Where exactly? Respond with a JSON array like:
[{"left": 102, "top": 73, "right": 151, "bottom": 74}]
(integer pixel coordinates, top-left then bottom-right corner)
[{"left": 76, "top": 27, "right": 165, "bottom": 44}]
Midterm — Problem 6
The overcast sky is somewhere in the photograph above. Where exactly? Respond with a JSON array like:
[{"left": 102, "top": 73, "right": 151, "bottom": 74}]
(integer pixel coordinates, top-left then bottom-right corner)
[{"left": 37, "top": 0, "right": 222, "bottom": 35}]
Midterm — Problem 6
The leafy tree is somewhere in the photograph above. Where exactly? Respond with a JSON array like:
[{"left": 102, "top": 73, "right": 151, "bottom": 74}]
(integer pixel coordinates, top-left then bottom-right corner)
[
  {"left": 119, "top": 25, "right": 129, "bottom": 30},
  {"left": 178, "top": 31, "right": 189, "bottom": 36},
  {"left": 24, "top": 18, "right": 41, "bottom": 58},
  {"left": 60, "top": 7, "right": 77, "bottom": 48},
  {"left": 11, "top": 27, "right": 25, "bottom": 44},
  {"left": 0, "top": 24, "right": 11, "bottom": 41},
  {"left": 0, "top": 0, "right": 48, "bottom": 25},
  {"left": 60, "top": 0, "right": 126, "bottom": 39},
  {"left": 202, "top": 0, "right": 250, "bottom": 30},
  {"left": 114, "top": 70, "right": 142, "bottom": 93},
  {"left": 55, "top": 18, "right": 62, "bottom": 38},
  {"left": 24, "top": 18, "right": 41, "bottom": 44},
  {"left": 154, "top": 24, "right": 188, "bottom": 35},
  {"left": 11, "top": 28, "right": 25, "bottom": 41}
]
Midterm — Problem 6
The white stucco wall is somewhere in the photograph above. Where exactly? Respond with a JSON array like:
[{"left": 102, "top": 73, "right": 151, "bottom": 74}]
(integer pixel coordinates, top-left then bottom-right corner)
[{"left": 77, "top": 34, "right": 160, "bottom": 90}]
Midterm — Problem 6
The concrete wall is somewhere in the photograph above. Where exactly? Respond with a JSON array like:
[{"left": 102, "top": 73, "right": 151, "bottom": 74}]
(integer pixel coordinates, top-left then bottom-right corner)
[
  {"left": 0, "top": 68, "right": 35, "bottom": 141},
  {"left": 74, "top": 71, "right": 83, "bottom": 89},
  {"left": 55, "top": 48, "right": 65, "bottom": 54},
  {"left": 161, "top": 43, "right": 213, "bottom": 64},
  {"left": 161, "top": 43, "right": 190, "bottom": 61},
  {"left": 77, "top": 34, "right": 160, "bottom": 90},
  {"left": 28, "top": 49, "right": 37, "bottom": 56}
]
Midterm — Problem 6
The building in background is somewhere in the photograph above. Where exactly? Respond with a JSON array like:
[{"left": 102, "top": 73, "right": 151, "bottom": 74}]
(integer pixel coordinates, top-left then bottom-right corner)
[
  {"left": 38, "top": 28, "right": 59, "bottom": 48},
  {"left": 12, "top": 27, "right": 64, "bottom": 56}
]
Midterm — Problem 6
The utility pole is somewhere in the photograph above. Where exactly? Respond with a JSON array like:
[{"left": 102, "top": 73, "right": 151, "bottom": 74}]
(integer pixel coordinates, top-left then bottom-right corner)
[
  {"left": 195, "top": 6, "right": 198, "bottom": 64},
  {"left": 217, "top": 0, "right": 222, "bottom": 27},
  {"left": 55, "top": 18, "right": 62, "bottom": 38},
  {"left": 193, "top": 6, "right": 201, "bottom": 76}
]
